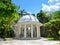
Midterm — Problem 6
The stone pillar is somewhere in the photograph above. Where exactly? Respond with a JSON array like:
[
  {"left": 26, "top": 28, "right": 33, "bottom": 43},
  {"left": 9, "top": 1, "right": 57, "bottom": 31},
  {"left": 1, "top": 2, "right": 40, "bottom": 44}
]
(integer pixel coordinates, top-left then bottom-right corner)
[
  {"left": 38, "top": 26, "right": 40, "bottom": 37},
  {"left": 31, "top": 24, "right": 33, "bottom": 38},
  {"left": 24, "top": 25, "right": 26, "bottom": 38},
  {"left": 36, "top": 25, "right": 39, "bottom": 38},
  {"left": 15, "top": 26, "right": 19, "bottom": 39},
  {"left": 14, "top": 26, "right": 17, "bottom": 38},
  {"left": 19, "top": 24, "right": 21, "bottom": 38}
]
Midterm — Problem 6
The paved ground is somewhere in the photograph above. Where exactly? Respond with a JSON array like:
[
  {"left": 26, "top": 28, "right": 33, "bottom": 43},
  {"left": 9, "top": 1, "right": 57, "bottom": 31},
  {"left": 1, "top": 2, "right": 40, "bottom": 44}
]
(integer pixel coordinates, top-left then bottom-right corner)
[{"left": 0, "top": 39, "right": 60, "bottom": 45}]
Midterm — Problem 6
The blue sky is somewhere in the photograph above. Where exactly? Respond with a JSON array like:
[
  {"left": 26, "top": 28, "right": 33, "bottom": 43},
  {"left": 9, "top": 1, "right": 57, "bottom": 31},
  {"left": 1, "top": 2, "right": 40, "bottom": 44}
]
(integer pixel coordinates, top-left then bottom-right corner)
[
  {"left": 12, "top": 0, "right": 48, "bottom": 14},
  {"left": 12, "top": 0, "right": 60, "bottom": 14}
]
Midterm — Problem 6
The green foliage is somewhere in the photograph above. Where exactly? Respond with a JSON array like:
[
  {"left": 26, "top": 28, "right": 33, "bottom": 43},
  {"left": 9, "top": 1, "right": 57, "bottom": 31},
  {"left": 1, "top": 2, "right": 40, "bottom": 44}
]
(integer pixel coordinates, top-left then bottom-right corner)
[
  {"left": 58, "top": 30, "right": 60, "bottom": 35},
  {"left": 52, "top": 11, "right": 60, "bottom": 19},
  {"left": 19, "top": 9, "right": 26, "bottom": 17},
  {"left": 0, "top": 0, "right": 19, "bottom": 38},
  {"left": 37, "top": 10, "right": 49, "bottom": 23},
  {"left": 44, "top": 19, "right": 60, "bottom": 28},
  {"left": 7, "top": 28, "right": 15, "bottom": 38},
  {"left": 44, "top": 19, "right": 60, "bottom": 40},
  {"left": 32, "top": 14, "right": 35, "bottom": 16}
]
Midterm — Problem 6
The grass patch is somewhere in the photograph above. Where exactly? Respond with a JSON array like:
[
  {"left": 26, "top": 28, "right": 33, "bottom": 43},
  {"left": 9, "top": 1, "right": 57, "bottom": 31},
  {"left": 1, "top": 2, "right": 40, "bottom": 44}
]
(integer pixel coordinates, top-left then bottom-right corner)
[
  {"left": 47, "top": 38, "right": 54, "bottom": 40},
  {"left": 0, "top": 38, "right": 13, "bottom": 41},
  {"left": 5, "top": 38, "right": 13, "bottom": 41}
]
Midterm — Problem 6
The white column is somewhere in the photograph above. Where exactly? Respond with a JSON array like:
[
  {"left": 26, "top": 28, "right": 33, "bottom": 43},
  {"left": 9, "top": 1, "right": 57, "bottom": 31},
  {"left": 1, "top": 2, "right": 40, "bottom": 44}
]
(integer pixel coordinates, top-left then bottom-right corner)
[
  {"left": 38, "top": 26, "right": 40, "bottom": 37},
  {"left": 24, "top": 25, "right": 26, "bottom": 38},
  {"left": 31, "top": 24, "right": 33, "bottom": 38},
  {"left": 15, "top": 26, "right": 19, "bottom": 39},
  {"left": 19, "top": 24, "right": 21, "bottom": 38},
  {"left": 37, "top": 25, "right": 39, "bottom": 38},
  {"left": 17, "top": 26, "right": 20, "bottom": 38},
  {"left": 14, "top": 26, "right": 17, "bottom": 38}
]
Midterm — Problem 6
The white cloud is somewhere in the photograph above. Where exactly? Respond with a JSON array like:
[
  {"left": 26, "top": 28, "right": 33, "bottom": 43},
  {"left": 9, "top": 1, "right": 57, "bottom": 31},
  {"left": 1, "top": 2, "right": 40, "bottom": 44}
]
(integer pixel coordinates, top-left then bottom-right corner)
[
  {"left": 56, "top": 3, "right": 60, "bottom": 5},
  {"left": 42, "top": 0, "right": 60, "bottom": 12},
  {"left": 48, "top": 0, "right": 60, "bottom": 4},
  {"left": 42, "top": 4, "right": 51, "bottom": 12}
]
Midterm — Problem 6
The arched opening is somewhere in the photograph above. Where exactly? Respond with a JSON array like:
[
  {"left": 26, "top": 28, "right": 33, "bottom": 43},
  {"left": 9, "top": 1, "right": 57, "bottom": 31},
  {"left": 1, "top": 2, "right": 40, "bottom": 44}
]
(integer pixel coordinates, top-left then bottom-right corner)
[
  {"left": 26, "top": 24, "right": 31, "bottom": 38},
  {"left": 20, "top": 25, "right": 24, "bottom": 38}
]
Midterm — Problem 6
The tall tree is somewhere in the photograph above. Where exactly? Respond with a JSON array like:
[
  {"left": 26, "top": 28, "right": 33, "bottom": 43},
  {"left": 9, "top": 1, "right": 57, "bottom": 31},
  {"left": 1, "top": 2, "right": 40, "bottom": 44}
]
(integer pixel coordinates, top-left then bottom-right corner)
[
  {"left": 44, "top": 11, "right": 60, "bottom": 40},
  {"left": 19, "top": 9, "right": 26, "bottom": 17},
  {"left": 32, "top": 14, "right": 35, "bottom": 16},
  {"left": 0, "top": 0, "right": 19, "bottom": 38},
  {"left": 52, "top": 11, "right": 60, "bottom": 19},
  {"left": 37, "top": 10, "right": 49, "bottom": 23}
]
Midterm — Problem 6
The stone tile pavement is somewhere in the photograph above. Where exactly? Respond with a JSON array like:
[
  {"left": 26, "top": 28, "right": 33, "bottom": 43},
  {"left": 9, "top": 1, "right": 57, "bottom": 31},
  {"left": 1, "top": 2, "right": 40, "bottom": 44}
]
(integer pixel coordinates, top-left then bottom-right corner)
[{"left": 0, "top": 39, "right": 60, "bottom": 45}]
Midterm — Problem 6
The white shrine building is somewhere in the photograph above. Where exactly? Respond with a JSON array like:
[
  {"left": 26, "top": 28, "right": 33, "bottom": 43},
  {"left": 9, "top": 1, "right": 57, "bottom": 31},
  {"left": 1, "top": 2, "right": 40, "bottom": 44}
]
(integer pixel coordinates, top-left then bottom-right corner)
[{"left": 13, "top": 13, "right": 42, "bottom": 39}]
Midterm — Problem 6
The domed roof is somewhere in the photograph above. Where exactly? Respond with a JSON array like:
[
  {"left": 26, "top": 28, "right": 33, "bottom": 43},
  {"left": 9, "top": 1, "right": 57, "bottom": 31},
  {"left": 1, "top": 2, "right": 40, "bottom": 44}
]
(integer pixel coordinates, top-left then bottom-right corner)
[{"left": 18, "top": 14, "right": 39, "bottom": 23}]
